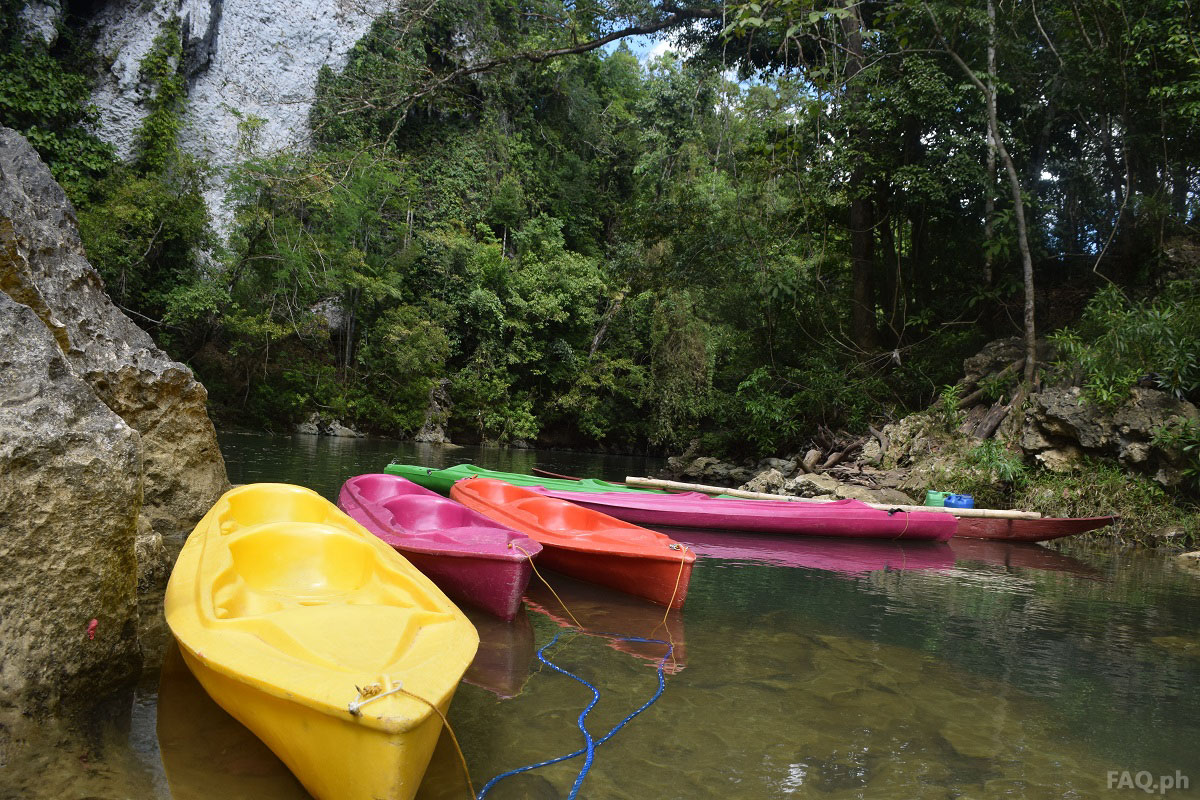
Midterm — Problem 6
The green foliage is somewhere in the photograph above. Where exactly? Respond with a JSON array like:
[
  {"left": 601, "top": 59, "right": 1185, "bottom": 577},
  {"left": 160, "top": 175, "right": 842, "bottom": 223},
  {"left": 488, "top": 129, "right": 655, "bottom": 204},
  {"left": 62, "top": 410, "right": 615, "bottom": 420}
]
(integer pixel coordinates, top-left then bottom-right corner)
[
  {"left": 0, "top": 9, "right": 115, "bottom": 195},
  {"left": 77, "top": 158, "right": 213, "bottom": 328},
  {"left": 1152, "top": 417, "right": 1200, "bottom": 494},
  {"left": 935, "top": 384, "right": 964, "bottom": 430},
  {"left": 966, "top": 439, "right": 1028, "bottom": 487},
  {"left": 133, "top": 16, "right": 187, "bottom": 173},
  {"left": 1013, "top": 461, "right": 1198, "bottom": 548},
  {"left": 54, "top": 0, "right": 1200, "bottom": 461},
  {"left": 1050, "top": 281, "right": 1200, "bottom": 409}
]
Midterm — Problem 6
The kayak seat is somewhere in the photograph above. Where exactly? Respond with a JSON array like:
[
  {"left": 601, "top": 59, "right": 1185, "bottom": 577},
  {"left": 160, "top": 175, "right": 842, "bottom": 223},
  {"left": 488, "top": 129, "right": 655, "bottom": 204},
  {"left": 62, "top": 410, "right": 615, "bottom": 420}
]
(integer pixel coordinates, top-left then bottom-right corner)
[
  {"left": 345, "top": 473, "right": 408, "bottom": 504},
  {"left": 507, "top": 497, "right": 597, "bottom": 531},
  {"left": 218, "top": 485, "right": 338, "bottom": 532},
  {"left": 461, "top": 479, "right": 531, "bottom": 505},
  {"left": 381, "top": 495, "right": 485, "bottom": 533}
]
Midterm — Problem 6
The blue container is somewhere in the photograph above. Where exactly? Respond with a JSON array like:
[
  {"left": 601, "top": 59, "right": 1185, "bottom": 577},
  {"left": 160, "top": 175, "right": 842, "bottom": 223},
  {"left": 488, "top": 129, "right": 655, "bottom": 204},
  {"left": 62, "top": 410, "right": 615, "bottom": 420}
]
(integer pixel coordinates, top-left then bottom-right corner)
[{"left": 944, "top": 494, "right": 975, "bottom": 509}]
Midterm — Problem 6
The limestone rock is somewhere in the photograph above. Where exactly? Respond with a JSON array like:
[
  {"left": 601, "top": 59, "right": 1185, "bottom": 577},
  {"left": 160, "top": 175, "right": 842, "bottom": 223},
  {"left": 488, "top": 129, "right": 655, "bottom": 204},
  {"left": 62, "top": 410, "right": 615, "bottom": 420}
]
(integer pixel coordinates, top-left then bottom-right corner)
[
  {"left": 0, "top": 293, "right": 142, "bottom": 718},
  {"left": 296, "top": 411, "right": 322, "bottom": 435},
  {"left": 0, "top": 127, "right": 228, "bottom": 692},
  {"left": 1021, "top": 385, "right": 1199, "bottom": 486},
  {"left": 784, "top": 473, "right": 841, "bottom": 497},
  {"left": 666, "top": 456, "right": 752, "bottom": 487},
  {"left": 756, "top": 457, "right": 797, "bottom": 476},
  {"left": 834, "top": 484, "right": 916, "bottom": 505},
  {"left": 1033, "top": 444, "right": 1084, "bottom": 473},
  {"left": 0, "top": 127, "right": 228, "bottom": 552},
  {"left": 83, "top": 0, "right": 391, "bottom": 230},
  {"left": 742, "top": 468, "right": 786, "bottom": 494},
  {"left": 326, "top": 420, "right": 363, "bottom": 438},
  {"left": 414, "top": 379, "right": 452, "bottom": 443}
]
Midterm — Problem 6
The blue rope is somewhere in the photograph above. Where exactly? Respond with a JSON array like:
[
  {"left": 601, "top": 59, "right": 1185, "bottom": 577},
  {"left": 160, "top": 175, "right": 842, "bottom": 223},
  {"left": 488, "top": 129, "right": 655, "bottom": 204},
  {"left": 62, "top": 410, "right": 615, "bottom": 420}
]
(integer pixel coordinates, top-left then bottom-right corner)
[{"left": 476, "top": 630, "right": 674, "bottom": 799}]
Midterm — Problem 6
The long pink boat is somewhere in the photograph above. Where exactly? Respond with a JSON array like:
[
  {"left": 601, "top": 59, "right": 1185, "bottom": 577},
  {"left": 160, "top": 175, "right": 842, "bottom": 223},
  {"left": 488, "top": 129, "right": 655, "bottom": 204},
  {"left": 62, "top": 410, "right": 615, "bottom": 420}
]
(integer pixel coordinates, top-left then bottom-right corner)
[
  {"left": 537, "top": 489, "right": 958, "bottom": 541},
  {"left": 337, "top": 473, "right": 542, "bottom": 620}
]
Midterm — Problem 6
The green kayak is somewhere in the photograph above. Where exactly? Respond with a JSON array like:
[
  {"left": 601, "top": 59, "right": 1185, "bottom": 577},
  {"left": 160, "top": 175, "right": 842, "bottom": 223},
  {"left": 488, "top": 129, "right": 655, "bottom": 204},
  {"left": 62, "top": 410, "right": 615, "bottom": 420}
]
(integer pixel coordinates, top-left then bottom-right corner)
[{"left": 382, "top": 462, "right": 661, "bottom": 495}]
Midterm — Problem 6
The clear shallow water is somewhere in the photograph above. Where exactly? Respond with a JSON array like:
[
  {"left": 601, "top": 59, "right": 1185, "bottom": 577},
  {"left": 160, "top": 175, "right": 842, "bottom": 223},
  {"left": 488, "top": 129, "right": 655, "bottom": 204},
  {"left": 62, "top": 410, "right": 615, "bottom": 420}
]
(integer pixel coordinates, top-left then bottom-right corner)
[{"left": 4, "top": 434, "right": 1199, "bottom": 799}]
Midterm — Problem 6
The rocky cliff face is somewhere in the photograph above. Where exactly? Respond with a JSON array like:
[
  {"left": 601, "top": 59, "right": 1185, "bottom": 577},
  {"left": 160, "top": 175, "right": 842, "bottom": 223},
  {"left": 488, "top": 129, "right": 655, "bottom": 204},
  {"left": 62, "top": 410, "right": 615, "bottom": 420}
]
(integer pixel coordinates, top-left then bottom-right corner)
[
  {"left": 0, "top": 126, "right": 228, "bottom": 720},
  {"left": 81, "top": 0, "right": 387, "bottom": 227}
]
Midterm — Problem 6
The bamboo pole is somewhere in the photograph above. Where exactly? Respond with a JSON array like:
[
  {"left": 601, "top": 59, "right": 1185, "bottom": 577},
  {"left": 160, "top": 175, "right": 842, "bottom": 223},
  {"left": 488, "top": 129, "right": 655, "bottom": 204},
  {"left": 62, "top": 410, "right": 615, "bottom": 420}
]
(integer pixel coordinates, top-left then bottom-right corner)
[{"left": 624, "top": 477, "right": 1043, "bottom": 520}]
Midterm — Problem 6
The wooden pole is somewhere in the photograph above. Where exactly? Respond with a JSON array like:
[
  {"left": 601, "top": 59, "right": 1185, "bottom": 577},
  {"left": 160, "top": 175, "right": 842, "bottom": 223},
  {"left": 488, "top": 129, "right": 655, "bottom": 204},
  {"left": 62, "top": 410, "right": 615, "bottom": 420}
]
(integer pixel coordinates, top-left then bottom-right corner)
[{"left": 624, "top": 477, "right": 1043, "bottom": 520}]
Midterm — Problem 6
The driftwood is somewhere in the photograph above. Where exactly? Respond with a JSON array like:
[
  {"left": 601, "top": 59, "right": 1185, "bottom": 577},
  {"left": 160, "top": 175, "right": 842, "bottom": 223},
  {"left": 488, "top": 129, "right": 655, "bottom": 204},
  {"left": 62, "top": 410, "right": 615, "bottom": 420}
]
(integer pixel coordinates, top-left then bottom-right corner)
[
  {"left": 958, "top": 404, "right": 988, "bottom": 435},
  {"left": 971, "top": 399, "right": 1012, "bottom": 439},
  {"left": 800, "top": 448, "right": 822, "bottom": 474},
  {"left": 956, "top": 357, "right": 1025, "bottom": 409},
  {"left": 819, "top": 436, "right": 865, "bottom": 471},
  {"left": 868, "top": 424, "right": 889, "bottom": 455},
  {"left": 626, "top": 477, "right": 1043, "bottom": 519}
]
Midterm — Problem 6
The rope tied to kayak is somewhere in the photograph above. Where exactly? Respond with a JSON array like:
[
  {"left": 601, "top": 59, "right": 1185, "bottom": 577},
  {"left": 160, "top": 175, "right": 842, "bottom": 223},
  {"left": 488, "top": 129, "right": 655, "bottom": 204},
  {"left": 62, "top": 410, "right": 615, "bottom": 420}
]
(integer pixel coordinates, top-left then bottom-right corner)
[
  {"left": 476, "top": 630, "right": 675, "bottom": 800},
  {"left": 511, "top": 541, "right": 584, "bottom": 629},
  {"left": 348, "top": 678, "right": 477, "bottom": 799},
  {"left": 476, "top": 542, "right": 688, "bottom": 799}
]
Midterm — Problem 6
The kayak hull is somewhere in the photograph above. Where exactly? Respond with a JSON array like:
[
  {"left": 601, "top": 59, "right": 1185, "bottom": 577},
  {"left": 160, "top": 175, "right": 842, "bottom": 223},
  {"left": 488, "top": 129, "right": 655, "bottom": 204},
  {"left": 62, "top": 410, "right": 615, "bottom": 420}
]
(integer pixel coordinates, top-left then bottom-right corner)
[
  {"left": 338, "top": 474, "right": 540, "bottom": 621},
  {"left": 451, "top": 478, "right": 695, "bottom": 609},
  {"left": 535, "top": 540, "right": 693, "bottom": 610},
  {"left": 166, "top": 483, "right": 478, "bottom": 800},
  {"left": 953, "top": 515, "right": 1117, "bottom": 542},
  {"left": 178, "top": 643, "right": 450, "bottom": 800},
  {"left": 540, "top": 489, "right": 958, "bottom": 541}
]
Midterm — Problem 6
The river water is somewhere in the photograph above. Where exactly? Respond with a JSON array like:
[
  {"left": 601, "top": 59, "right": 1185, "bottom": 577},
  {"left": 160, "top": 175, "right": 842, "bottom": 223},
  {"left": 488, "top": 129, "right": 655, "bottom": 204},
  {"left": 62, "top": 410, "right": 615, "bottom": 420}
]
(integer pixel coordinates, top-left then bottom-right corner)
[{"left": 4, "top": 433, "right": 1199, "bottom": 799}]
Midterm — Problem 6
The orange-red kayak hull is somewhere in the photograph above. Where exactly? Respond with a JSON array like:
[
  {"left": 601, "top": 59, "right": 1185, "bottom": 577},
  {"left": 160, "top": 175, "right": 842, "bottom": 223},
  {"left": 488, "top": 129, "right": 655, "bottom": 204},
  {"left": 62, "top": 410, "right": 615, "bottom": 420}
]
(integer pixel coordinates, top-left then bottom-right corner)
[{"left": 451, "top": 478, "right": 695, "bottom": 609}]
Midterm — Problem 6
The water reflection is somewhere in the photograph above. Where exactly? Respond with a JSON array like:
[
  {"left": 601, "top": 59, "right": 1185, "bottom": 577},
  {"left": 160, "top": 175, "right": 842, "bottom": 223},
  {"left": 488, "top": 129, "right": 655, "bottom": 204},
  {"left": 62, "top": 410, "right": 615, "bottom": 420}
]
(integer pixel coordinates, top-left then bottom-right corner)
[
  {"left": 948, "top": 538, "right": 1101, "bottom": 577},
  {"left": 524, "top": 573, "right": 686, "bottom": 673},
  {"left": 157, "top": 643, "right": 307, "bottom": 799},
  {"left": 660, "top": 528, "right": 957, "bottom": 574},
  {"left": 461, "top": 607, "right": 536, "bottom": 699}
]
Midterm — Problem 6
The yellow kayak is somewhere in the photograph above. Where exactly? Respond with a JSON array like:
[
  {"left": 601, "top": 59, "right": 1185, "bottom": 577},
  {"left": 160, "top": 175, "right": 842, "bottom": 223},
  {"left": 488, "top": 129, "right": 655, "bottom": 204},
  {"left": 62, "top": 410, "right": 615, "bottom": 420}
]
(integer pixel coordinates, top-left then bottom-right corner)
[{"left": 165, "top": 483, "right": 479, "bottom": 800}]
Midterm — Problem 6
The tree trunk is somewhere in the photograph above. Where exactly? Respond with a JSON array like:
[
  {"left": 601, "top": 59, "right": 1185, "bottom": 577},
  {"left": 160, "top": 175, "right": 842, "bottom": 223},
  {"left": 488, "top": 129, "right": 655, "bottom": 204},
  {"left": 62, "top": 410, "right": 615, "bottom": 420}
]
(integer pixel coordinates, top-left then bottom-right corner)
[
  {"left": 983, "top": 0, "right": 997, "bottom": 286},
  {"left": 841, "top": 8, "right": 877, "bottom": 353}
]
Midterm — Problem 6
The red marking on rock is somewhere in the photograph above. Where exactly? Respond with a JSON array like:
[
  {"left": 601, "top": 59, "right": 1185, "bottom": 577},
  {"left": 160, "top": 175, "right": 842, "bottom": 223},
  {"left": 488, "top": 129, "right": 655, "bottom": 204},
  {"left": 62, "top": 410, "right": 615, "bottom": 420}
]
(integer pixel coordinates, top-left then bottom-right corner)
[{"left": 87, "top": 618, "right": 98, "bottom": 640}]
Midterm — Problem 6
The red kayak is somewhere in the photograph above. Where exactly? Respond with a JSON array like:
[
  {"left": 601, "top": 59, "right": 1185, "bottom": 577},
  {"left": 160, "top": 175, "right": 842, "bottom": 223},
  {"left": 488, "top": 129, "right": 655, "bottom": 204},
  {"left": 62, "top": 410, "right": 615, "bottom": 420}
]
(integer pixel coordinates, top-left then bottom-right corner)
[
  {"left": 536, "top": 488, "right": 958, "bottom": 541},
  {"left": 338, "top": 473, "right": 541, "bottom": 620},
  {"left": 953, "top": 515, "right": 1116, "bottom": 542},
  {"left": 451, "top": 478, "right": 696, "bottom": 609}
]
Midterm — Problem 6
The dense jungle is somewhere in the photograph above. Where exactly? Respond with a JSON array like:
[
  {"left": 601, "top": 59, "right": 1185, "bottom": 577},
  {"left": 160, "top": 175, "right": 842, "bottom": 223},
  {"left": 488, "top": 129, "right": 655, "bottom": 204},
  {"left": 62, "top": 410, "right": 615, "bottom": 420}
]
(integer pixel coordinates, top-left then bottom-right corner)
[{"left": 3, "top": 0, "right": 1198, "bottom": 468}]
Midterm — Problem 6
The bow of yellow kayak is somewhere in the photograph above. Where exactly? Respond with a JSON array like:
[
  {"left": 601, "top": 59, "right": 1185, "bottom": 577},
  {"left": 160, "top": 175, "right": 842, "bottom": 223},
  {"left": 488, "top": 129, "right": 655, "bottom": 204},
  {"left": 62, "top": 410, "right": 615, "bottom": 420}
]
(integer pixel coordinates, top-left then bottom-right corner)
[{"left": 165, "top": 483, "right": 479, "bottom": 800}]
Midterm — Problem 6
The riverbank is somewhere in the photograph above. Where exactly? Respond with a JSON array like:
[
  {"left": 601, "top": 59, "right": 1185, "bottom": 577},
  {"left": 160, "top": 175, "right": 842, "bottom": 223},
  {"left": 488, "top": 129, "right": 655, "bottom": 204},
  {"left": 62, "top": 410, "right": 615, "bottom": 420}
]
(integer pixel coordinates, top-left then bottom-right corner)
[{"left": 657, "top": 341, "right": 1200, "bottom": 551}]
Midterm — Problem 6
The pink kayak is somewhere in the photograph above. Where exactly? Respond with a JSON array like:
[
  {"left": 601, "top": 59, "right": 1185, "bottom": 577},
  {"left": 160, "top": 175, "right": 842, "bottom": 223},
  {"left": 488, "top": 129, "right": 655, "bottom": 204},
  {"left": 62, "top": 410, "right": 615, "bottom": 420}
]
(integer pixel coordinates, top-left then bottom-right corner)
[
  {"left": 537, "top": 489, "right": 957, "bottom": 541},
  {"left": 338, "top": 473, "right": 542, "bottom": 620}
]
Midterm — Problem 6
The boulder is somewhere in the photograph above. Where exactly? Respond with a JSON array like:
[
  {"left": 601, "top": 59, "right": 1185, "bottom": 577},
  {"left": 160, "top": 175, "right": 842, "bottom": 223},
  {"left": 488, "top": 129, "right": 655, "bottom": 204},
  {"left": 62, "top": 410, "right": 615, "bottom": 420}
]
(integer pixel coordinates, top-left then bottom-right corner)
[
  {"left": 756, "top": 457, "right": 797, "bottom": 476},
  {"left": 414, "top": 378, "right": 452, "bottom": 443},
  {"left": 742, "top": 468, "right": 786, "bottom": 494},
  {"left": 784, "top": 473, "right": 841, "bottom": 497},
  {"left": 0, "top": 127, "right": 228, "bottom": 551},
  {"left": 1021, "top": 385, "right": 1199, "bottom": 486},
  {"left": 833, "top": 484, "right": 916, "bottom": 505},
  {"left": 325, "top": 420, "right": 363, "bottom": 438},
  {"left": 0, "top": 127, "right": 228, "bottom": 710},
  {"left": 296, "top": 411, "right": 322, "bottom": 435},
  {"left": 0, "top": 294, "right": 142, "bottom": 718}
]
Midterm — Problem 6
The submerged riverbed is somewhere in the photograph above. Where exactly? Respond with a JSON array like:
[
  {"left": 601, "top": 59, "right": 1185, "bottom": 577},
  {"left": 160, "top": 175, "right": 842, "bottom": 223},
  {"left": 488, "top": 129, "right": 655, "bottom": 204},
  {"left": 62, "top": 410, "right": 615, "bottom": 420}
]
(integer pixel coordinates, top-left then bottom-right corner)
[{"left": 4, "top": 433, "right": 1199, "bottom": 799}]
